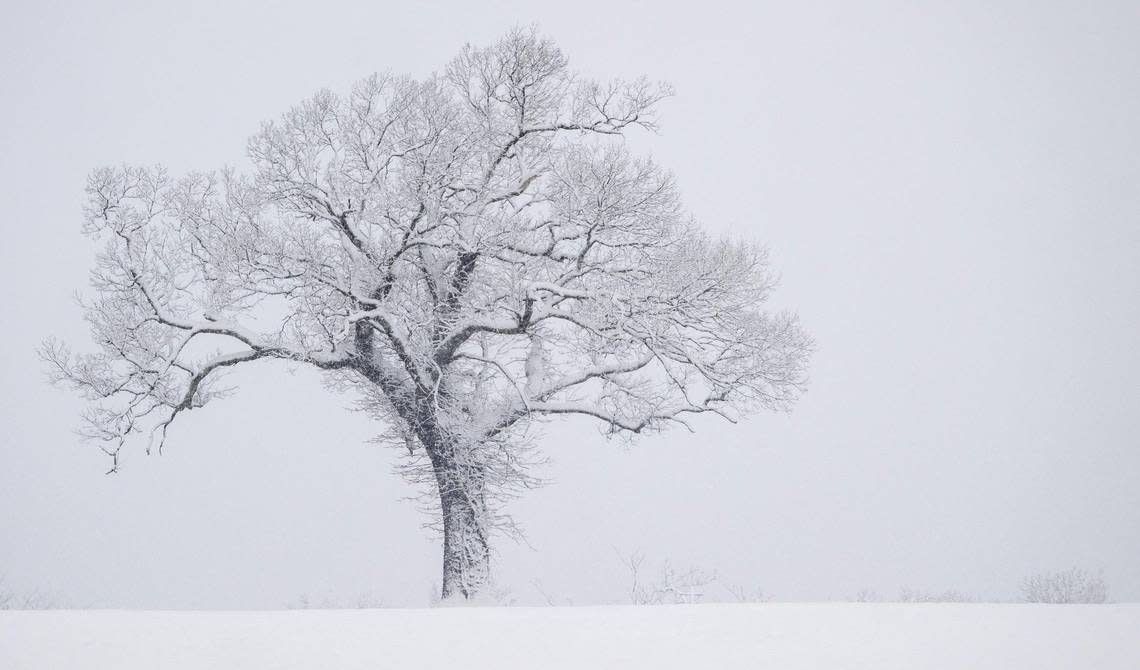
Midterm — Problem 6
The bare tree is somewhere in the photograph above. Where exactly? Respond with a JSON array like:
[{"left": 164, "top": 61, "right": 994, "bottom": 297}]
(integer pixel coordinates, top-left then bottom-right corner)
[
  {"left": 1021, "top": 568, "right": 1108, "bottom": 604},
  {"left": 41, "top": 29, "right": 812, "bottom": 601}
]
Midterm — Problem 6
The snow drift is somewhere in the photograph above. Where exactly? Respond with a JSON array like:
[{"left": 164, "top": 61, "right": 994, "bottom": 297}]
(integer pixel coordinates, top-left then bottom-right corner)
[{"left": 2, "top": 603, "right": 1137, "bottom": 669}]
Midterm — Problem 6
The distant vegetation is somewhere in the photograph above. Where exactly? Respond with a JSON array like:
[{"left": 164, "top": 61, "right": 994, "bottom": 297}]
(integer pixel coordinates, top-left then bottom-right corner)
[{"left": 1021, "top": 568, "right": 1108, "bottom": 604}]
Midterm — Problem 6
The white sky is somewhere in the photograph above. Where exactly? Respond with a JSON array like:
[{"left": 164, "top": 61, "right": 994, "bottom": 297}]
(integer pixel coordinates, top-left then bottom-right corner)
[{"left": 1, "top": 0, "right": 1137, "bottom": 607}]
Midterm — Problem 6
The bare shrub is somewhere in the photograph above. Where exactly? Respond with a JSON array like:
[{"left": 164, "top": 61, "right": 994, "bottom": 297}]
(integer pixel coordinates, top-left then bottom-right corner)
[
  {"left": 722, "top": 583, "right": 771, "bottom": 603},
  {"left": 288, "top": 591, "right": 385, "bottom": 609},
  {"left": 850, "top": 589, "right": 881, "bottom": 602},
  {"left": 622, "top": 551, "right": 716, "bottom": 605},
  {"left": 898, "top": 587, "right": 974, "bottom": 603},
  {"left": 0, "top": 578, "right": 57, "bottom": 610}
]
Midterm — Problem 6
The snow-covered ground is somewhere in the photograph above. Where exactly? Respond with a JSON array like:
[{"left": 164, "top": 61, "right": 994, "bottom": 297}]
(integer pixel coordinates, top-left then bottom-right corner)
[{"left": 2, "top": 603, "right": 1137, "bottom": 669}]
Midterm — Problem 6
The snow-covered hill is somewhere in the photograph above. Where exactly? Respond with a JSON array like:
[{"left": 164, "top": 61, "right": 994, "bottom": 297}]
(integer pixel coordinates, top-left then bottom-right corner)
[{"left": 2, "top": 603, "right": 1137, "bottom": 669}]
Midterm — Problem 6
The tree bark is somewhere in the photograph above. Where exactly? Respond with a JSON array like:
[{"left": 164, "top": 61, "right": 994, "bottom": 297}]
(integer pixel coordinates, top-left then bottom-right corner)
[{"left": 430, "top": 445, "right": 490, "bottom": 601}]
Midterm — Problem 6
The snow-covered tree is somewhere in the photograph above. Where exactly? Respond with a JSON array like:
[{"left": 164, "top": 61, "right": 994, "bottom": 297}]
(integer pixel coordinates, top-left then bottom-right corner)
[{"left": 42, "top": 29, "right": 812, "bottom": 600}]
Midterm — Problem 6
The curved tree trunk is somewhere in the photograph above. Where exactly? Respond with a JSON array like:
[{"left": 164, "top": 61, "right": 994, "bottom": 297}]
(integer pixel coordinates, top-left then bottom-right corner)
[{"left": 431, "top": 446, "right": 490, "bottom": 601}]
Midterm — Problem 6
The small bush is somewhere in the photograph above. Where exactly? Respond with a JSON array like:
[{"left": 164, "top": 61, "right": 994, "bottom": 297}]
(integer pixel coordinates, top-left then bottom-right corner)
[{"left": 1021, "top": 568, "right": 1108, "bottom": 604}]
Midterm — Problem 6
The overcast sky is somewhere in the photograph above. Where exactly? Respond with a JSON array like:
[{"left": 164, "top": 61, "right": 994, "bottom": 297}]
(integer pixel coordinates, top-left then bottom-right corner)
[{"left": 1, "top": 0, "right": 1137, "bottom": 607}]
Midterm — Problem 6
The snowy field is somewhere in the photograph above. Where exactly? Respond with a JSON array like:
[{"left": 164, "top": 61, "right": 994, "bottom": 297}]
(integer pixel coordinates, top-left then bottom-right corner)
[{"left": 2, "top": 603, "right": 1137, "bottom": 669}]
